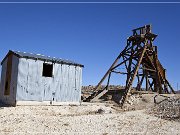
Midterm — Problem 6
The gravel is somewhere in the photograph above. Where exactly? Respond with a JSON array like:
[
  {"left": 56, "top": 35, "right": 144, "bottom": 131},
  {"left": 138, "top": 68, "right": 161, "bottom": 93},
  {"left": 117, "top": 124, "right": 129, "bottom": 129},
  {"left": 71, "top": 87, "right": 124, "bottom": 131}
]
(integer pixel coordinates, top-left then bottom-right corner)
[
  {"left": 0, "top": 102, "right": 180, "bottom": 134},
  {"left": 147, "top": 96, "right": 180, "bottom": 121}
]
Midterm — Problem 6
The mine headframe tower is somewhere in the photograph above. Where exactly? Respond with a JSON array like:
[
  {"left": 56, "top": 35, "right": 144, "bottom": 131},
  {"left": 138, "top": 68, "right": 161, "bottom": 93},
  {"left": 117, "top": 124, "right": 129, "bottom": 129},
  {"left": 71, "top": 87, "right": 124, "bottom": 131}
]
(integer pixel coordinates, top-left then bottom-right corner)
[{"left": 86, "top": 25, "right": 175, "bottom": 106}]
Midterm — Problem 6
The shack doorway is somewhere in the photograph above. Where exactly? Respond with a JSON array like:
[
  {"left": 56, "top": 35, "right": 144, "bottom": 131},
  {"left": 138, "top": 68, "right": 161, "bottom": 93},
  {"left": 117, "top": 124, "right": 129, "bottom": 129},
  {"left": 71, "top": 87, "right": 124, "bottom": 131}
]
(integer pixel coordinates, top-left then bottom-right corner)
[{"left": 4, "top": 54, "right": 13, "bottom": 95}]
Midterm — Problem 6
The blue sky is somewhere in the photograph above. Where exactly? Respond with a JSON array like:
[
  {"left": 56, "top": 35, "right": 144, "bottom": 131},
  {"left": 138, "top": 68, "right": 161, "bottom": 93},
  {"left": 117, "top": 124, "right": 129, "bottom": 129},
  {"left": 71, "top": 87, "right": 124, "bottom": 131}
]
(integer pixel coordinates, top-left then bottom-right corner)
[{"left": 0, "top": 1, "right": 180, "bottom": 89}]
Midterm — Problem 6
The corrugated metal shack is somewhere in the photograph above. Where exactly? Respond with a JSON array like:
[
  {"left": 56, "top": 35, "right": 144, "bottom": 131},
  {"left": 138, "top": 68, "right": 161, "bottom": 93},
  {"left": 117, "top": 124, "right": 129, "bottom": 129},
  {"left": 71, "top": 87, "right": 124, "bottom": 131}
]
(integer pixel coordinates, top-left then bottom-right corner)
[{"left": 0, "top": 50, "right": 84, "bottom": 106}]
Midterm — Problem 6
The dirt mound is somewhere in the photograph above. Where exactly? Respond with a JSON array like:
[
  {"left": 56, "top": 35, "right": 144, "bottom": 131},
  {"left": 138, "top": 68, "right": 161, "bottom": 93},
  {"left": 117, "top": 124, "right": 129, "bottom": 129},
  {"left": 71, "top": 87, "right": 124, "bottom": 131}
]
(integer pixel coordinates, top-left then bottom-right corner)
[
  {"left": 122, "top": 93, "right": 155, "bottom": 111},
  {"left": 147, "top": 96, "right": 180, "bottom": 121}
]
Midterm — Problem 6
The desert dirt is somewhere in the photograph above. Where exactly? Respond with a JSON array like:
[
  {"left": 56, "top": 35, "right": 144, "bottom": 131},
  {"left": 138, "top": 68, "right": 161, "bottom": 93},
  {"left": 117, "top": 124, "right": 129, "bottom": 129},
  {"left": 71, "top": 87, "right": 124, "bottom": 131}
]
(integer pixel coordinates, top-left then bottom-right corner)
[{"left": 0, "top": 93, "right": 180, "bottom": 135}]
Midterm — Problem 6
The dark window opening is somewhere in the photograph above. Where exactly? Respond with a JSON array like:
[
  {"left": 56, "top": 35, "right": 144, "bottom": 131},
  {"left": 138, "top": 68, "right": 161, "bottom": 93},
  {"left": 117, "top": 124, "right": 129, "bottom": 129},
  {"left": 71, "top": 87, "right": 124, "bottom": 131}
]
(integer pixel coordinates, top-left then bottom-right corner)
[
  {"left": 4, "top": 81, "right": 9, "bottom": 95},
  {"left": 42, "top": 63, "right": 53, "bottom": 77}
]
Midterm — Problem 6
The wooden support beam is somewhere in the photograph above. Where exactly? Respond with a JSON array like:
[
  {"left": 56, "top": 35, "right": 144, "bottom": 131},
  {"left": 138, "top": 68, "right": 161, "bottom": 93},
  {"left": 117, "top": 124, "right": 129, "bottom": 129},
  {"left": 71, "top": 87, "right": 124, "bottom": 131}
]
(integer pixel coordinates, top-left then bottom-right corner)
[
  {"left": 148, "top": 80, "right": 154, "bottom": 91},
  {"left": 91, "top": 73, "right": 112, "bottom": 102},
  {"left": 166, "top": 79, "right": 176, "bottom": 94},
  {"left": 120, "top": 44, "right": 147, "bottom": 105},
  {"left": 146, "top": 71, "right": 149, "bottom": 91}
]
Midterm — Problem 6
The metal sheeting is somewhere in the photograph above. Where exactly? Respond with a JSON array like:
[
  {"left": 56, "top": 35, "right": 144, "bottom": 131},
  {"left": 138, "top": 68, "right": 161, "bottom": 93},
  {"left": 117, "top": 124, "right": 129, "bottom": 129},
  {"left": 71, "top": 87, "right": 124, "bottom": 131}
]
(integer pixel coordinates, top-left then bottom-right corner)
[
  {"left": 0, "top": 55, "right": 19, "bottom": 105},
  {"left": 16, "top": 58, "right": 82, "bottom": 102},
  {"left": 0, "top": 58, "right": 7, "bottom": 100},
  {"left": 2, "top": 50, "right": 84, "bottom": 67}
]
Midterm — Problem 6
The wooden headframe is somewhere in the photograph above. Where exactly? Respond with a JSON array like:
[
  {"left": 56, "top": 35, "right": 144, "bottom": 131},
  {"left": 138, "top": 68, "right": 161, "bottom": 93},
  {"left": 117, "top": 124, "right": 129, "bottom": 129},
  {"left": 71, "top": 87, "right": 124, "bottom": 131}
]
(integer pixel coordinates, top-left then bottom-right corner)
[{"left": 85, "top": 25, "right": 175, "bottom": 106}]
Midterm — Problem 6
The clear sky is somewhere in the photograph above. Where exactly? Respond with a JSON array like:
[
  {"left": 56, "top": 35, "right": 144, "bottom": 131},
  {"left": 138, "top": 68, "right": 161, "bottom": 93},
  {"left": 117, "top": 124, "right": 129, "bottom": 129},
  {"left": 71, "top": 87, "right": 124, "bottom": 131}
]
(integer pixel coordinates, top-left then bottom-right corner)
[{"left": 0, "top": 1, "right": 180, "bottom": 89}]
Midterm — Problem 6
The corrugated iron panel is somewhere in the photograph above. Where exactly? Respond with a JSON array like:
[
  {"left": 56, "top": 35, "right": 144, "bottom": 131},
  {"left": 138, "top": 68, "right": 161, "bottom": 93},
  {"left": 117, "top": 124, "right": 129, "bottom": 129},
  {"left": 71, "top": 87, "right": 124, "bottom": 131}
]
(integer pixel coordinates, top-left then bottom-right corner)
[
  {"left": 27, "top": 59, "right": 44, "bottom": 101},
  {"left": 53, "top": 63, "right": 62, "bottom": 101},
  {"left": 0, "top": 58, "right": 7, "bottom": 100},
  {"left": 0, "top": 55, "right": 19, "bottom": 105},
  {"left": 69, "top": 65, "right": 76, "bottom": 101},
  {"left": 16, "top": 58, "right": 82, "bottom": 102},
  {"left": 76, "top": 66, "right": 82, "bottom": 102},
  {"left": 17, "top": 58, "right": 31, "bottom": 100},
  {"left": 11, "top": 55, "right": 19, "bottom": 102}
]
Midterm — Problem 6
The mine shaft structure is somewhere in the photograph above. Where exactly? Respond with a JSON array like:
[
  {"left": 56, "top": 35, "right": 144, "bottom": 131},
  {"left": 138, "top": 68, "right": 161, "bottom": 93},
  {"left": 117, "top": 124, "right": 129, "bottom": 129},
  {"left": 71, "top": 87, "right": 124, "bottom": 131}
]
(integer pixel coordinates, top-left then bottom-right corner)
[{"left": 86, "top": 25, "right": 175, "bottom": 106}]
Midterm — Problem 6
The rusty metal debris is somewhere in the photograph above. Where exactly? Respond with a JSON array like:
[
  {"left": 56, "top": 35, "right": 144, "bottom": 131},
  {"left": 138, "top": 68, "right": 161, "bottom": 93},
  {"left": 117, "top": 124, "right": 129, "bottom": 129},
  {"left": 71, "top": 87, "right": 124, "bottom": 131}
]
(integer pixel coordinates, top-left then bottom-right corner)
[{"left": 85, "top": 25, "right": 175, "bottom": 106}]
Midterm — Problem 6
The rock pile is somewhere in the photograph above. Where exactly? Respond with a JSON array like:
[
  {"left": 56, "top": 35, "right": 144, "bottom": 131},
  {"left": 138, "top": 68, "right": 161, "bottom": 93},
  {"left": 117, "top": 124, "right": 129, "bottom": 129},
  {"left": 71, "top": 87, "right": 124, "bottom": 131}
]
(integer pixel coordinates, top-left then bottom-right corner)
[{"left": 147, "top": 96, "right": 180, "bottom": 121}]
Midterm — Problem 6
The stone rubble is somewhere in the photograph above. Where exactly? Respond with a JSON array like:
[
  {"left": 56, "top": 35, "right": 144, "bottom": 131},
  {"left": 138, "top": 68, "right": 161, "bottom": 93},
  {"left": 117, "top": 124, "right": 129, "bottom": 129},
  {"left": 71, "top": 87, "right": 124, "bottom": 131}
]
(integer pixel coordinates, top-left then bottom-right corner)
[{"left": 147, "top": 96, "right": 180, "bottom": 121}]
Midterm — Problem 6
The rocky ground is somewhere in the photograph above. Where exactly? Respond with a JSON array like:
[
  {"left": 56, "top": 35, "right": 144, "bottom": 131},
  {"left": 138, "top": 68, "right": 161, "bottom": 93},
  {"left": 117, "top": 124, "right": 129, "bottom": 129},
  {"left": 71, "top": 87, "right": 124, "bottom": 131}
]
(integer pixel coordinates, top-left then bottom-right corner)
[
  {"left": 0, "top": 85, "right": 179, "bottom": 134},
  {"left": 0, "top": 93, "right": 180, "bottom": 135}
]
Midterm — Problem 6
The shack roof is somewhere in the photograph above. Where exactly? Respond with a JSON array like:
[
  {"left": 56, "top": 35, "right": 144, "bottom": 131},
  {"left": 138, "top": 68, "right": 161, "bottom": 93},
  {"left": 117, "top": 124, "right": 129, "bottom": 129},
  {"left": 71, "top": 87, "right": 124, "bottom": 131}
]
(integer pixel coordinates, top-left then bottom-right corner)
[{"left": 1, "top": 50, "right": 84, "bottom": 67}]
